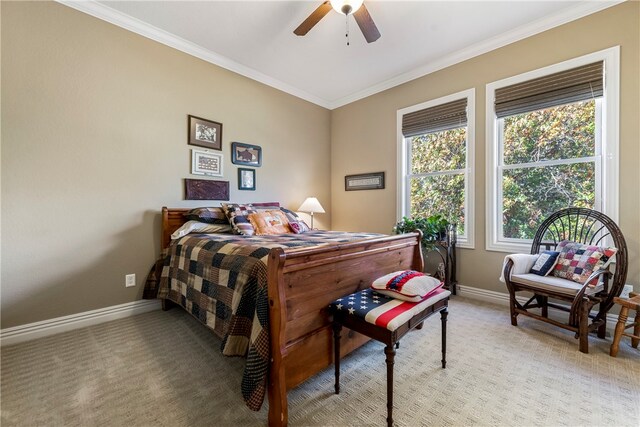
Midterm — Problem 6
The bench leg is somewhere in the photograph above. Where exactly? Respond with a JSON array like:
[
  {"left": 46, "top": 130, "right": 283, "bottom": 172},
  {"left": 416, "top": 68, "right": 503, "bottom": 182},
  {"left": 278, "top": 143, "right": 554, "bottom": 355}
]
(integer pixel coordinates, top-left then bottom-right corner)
[
  {"left": 333, "top": 322, "right": 342, "bottom": 394},
  {"left": 441, "top": 308, "right": 448, "bottom": 369},
  {"left": 384, "top": 344, "right": 395, "bottom": 427},
  {"left": 578, "top": 298, "right": 590, "bottom": 354},
  {"left": 384, "top": 344, "right": 396, "bottom": 427}
]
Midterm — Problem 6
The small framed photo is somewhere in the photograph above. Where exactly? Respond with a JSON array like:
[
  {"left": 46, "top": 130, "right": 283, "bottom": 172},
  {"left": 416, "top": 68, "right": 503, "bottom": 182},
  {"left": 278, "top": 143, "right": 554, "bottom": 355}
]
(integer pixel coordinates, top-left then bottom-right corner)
[
  {"left": 192, "top": 149, "right": 223, "bottom": 177},
  {"left": 188, "top": 115, "right": 222, "bottom": 150},
  {"left": 345, "top": 172, "right": 385, "bottom": 191},
  {"left": 238, "top": 168, "right": 256, "bottom": 191},
  {"left": 231, "top": 142, "right": 262, "bottom": 167}
]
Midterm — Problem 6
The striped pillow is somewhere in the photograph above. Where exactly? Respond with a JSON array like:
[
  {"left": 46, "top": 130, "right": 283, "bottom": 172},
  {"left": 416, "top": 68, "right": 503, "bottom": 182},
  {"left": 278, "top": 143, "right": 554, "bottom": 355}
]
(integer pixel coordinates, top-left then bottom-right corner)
[
  {"left": 371, "top": 270, "right": 442, "bottom": 302},
  {"left": 252, "top": 202, "right": 280, "bottom": 209},
  {"left": 183, "top": 207, "right": 228, "bottom": 225}
]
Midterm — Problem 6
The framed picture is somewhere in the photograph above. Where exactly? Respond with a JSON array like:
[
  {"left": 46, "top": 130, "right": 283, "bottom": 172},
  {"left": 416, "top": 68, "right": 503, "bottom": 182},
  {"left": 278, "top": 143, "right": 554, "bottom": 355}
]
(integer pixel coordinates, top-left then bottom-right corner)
[
  {"left": 191, "top": 149, "right": 223, "bottom": 177},
  {"left": 188, "top": 115, "right": 222, "bottom": 150},
  {"left": 231, "top": 142, "right": 262, "bottom": 167},
  {"left": 238, "top": 168, "right": 256, "bottom": 191},
  {"left": 185, "top": 179, "right": 229, "bottom": 200},
  {"left": 345, "top": 172, "right": 385, "bottom": 191}
]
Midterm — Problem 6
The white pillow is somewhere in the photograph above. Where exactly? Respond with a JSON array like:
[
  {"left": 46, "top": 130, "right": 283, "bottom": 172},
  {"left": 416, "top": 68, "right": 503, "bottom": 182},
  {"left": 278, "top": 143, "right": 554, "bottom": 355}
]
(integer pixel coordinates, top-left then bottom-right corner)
[
  {"left": 371, "top": 270, "right": 442, "bottom": 302},
  {"left": 171, "top": 221, "right": 232, "bottom": 240}
]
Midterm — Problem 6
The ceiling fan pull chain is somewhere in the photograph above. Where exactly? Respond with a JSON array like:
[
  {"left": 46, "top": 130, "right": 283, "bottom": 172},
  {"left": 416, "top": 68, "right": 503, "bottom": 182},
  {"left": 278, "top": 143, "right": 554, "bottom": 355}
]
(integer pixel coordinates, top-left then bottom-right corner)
[{"left": 345, "top": 14, "right": 350, "bottom": 46}]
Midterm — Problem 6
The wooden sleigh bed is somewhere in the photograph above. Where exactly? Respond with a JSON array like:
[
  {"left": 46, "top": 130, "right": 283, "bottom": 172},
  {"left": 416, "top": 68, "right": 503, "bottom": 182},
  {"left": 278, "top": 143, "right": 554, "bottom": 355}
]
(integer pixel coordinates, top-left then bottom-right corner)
[{"left": 158, "top": 207, "right": 424, "bottom": 426}]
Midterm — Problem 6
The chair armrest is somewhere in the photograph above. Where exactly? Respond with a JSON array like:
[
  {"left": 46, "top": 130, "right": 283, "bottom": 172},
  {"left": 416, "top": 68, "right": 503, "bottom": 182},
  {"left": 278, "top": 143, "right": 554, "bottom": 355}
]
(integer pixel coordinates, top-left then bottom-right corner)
[
  {"left": 576, "top": 268, "right": 610, "bottom": 298},
  {"left": 499, "top": 254, "right": 538, "bottom": 283}
]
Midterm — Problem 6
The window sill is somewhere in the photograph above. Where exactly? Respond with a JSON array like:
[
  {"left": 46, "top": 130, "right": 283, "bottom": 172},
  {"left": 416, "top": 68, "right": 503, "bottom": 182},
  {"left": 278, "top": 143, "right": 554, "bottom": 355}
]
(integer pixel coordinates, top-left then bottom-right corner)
[
  {"left": 485, "top": 240, "right": 531, "bottom": 254},
  {"left": 456, "top": 240, "right": 474, "bottom": 250}
]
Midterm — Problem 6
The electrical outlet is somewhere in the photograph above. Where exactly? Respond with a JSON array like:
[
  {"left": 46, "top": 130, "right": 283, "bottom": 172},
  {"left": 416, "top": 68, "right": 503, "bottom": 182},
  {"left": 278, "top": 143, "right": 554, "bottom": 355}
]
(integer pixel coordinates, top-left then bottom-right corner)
[
  {"left": 620, "top": 284, "right": 633, "bottom": 299},
  {"left": 125, "top": 274, "right": 136, "bottom": 288}
]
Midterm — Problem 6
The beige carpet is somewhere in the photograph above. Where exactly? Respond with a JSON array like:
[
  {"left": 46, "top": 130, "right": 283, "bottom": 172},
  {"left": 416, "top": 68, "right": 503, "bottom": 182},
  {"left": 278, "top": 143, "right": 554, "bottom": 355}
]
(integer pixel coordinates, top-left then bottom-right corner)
[{"left": 1, "top": 297, "right": 639, "bottom": 426}]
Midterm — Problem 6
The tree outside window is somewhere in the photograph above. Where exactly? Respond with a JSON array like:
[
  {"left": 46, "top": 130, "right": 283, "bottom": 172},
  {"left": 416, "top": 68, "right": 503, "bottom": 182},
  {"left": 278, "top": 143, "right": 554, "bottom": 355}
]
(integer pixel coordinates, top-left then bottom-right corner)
[{"left": 500, "top": 100, "right": 598, "bottom": 240}]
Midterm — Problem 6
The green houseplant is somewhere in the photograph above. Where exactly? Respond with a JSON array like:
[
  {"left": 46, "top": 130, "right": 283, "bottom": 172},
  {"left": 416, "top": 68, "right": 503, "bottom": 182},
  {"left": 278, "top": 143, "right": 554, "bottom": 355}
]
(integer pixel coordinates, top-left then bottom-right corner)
[
  {"left": 393, "top": 214, "right": 451, "bottom": 246},
  {"left": 393, "top": 215, "right": 453, "bottom": 279}
]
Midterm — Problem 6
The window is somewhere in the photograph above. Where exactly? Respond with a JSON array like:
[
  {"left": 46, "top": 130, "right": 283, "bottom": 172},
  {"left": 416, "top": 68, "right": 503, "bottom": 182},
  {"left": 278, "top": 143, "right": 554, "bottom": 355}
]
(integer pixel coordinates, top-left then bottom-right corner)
[
  {"left": 397, "top": 89, "right": 475, "bottom": 248},
  {"left": 486, "top": 47, "right": 619, "bottom": 252}
]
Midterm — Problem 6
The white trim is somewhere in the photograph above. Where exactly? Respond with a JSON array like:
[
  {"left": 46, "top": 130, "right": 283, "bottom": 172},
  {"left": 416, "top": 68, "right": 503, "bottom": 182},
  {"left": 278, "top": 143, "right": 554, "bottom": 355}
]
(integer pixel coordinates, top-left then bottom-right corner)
[
  {"left": 485, "top": 47, "right": 620, "bottom": 253},
  {"left": 55, "top": 0, "right": 622, "bottom": 110},
  {"left": 0, "top": 300, "right": 162, "bottom": 347},
  {"left": 501, "top": 156, "right": 597, "bottom": 171},
  {"left": 397, "top": 88, "right": 475, "bottom": 249},
  {"left": 457, "top": 284, "right": 620, "bottom": 331},
  {"left": 56, "top": 0, "right": 331, "bottom": 109}
]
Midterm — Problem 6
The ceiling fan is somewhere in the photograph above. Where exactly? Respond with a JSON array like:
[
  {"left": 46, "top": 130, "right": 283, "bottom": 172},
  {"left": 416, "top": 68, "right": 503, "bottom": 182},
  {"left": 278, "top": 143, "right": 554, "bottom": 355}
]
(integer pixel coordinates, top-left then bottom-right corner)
[{"left": 294, "top": 0, "right": 381, "bottom": 44}]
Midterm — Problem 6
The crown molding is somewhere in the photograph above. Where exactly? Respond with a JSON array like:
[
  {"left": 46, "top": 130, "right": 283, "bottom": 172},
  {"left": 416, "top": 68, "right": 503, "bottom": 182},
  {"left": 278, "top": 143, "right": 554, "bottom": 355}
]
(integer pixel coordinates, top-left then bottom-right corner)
[
  {"left": 328, "top": 0, "right": 625, "bottom": 109},
  {"left": 57, "top": 0, "right": 623, "bottom": 111},
  {"left": 56, "top": 0, "right": 333, "bottom": 109}
]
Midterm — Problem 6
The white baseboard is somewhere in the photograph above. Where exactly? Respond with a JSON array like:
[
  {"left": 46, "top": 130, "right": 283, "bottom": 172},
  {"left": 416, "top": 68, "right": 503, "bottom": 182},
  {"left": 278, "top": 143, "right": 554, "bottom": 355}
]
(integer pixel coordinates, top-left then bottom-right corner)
[
  {"left": 0, "top": 286, "right": 622, "bottom": 347},
  {"left": 0, "top": 299, "right": 162, "bottom": 347},
  {"left": 456, "top": 284, "right": 620, "bottom": 331}
]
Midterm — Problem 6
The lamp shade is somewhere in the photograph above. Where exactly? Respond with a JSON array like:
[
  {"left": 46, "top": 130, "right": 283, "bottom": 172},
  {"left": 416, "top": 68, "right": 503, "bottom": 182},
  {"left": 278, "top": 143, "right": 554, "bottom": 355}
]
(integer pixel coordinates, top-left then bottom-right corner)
[{"left": 298, "top": 197, "right": 325, "bottom": 214}]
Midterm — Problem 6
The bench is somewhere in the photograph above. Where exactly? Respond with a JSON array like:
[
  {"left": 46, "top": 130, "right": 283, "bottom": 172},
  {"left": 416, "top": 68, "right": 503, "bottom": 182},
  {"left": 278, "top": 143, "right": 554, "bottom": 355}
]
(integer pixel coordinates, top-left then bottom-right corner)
[{"left": 331, "top": 287, "right": 450, "bottom": 426}]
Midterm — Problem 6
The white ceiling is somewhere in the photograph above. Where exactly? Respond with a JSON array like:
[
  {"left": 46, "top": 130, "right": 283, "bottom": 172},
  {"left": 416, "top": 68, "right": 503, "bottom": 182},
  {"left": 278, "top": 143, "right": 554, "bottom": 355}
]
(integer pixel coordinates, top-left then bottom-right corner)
[{"left": 62, "top": 1, "right": 621, "bottom": 109}]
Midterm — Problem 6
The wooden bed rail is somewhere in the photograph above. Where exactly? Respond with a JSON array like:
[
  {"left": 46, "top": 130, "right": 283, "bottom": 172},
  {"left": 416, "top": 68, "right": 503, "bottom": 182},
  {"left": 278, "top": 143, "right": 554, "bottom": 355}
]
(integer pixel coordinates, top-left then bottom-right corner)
[{"left": 266, "top": 232, "right": 423, "bottom": 426}]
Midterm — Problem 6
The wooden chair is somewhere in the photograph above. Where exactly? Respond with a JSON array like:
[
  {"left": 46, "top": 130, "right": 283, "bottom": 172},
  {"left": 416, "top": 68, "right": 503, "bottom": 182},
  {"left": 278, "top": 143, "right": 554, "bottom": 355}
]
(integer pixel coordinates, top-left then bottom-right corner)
[
  {"left": 503, "top": 207, "right": 628, "bottom": 353},
  {"left": 609, "top": 292, "right": 640, "bottom": 357}
]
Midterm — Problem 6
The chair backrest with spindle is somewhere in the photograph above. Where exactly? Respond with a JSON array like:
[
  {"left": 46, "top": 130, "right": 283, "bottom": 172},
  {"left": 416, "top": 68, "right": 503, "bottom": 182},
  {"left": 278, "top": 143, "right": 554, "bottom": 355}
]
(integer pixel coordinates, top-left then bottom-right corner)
[{"left": 530, "top": 207, "right": 628, "bottom": 309}]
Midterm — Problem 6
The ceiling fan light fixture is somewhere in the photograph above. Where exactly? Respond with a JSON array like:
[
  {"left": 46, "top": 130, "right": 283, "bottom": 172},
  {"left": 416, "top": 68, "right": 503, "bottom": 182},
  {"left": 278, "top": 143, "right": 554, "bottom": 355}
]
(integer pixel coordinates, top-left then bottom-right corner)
[{"left": 330, "top": 0, "right": 364, "bottom": 16}]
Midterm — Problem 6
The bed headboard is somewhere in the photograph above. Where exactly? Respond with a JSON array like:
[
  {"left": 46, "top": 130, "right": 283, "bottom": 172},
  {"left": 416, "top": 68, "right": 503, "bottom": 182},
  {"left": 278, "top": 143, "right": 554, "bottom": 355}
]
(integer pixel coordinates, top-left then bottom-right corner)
[{"left": 161, "top": 207, "right": 190, "bottom": 249}]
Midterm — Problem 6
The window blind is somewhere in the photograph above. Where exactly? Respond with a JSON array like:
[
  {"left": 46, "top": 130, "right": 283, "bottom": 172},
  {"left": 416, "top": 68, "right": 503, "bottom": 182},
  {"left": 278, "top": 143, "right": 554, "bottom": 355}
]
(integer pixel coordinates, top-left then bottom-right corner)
[
  {"left": 494, "top": 61, "right": 603, "bottom": 118},
  {"left": 402, "top": 98, "right": 467, "bottom": 137}
]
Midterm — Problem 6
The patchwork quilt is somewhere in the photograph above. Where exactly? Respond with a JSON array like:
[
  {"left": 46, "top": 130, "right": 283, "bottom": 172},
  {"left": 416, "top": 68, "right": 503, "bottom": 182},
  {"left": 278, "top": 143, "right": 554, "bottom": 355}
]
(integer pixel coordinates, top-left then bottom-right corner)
[{"left": 144, "top": 230, "right": 381, "bottom": 411}]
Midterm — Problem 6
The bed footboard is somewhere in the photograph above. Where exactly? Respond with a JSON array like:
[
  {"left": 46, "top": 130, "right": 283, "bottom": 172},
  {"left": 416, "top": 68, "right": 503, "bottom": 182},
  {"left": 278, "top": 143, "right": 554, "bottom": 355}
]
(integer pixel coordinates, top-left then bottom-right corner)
[{"left": 266, "top": 232, "right": 423, "bottom": 426}]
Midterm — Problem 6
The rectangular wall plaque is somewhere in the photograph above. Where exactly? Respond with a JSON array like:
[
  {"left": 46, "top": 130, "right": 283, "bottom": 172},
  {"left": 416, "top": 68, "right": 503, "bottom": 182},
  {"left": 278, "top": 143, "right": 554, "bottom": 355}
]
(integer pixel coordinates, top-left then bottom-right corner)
[
  {"left": 185, "top": 178, "right": 230, "bottom": 200},
  {"left": 345, "top": 172, "right": 385, "bottom": 191}
]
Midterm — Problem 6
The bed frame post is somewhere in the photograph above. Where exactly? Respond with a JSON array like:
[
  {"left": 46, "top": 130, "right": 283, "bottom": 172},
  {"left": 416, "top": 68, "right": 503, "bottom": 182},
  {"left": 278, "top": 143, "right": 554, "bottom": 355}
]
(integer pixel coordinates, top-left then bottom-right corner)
[
  {"left": 413, "top": 230, "right": 424, "bottom": 272},
  {"left": 267, "top": 248, "right": 288, "bottom": 427}
]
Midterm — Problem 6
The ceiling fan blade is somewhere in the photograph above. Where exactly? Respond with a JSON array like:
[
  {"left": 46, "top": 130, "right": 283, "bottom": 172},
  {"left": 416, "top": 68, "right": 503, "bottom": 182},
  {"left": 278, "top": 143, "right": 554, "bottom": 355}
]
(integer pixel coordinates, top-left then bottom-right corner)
[
  {"left": 293, "top": 1, "right": 333, "bottom": 36},
  {"left": 353, "top": 3, "right": 381, "bottom": 43}
]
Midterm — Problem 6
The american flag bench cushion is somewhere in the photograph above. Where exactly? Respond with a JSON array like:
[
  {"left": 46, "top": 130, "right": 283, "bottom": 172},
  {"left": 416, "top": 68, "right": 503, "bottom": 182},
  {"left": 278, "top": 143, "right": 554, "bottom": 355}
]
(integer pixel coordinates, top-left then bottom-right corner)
[{"left": 330, "top": 287, "right": 451, "bottom": 332}]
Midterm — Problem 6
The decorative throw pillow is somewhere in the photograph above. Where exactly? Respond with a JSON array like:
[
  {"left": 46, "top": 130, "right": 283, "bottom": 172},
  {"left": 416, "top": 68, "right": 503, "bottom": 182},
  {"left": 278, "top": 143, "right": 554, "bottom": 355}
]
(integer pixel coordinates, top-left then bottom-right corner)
[
  {"left": 552, "top": 240, "right": 618, "bottom": 285},
  {"left": 289, "top": 221, "right": 309, "bottom": 234},
  {"left": 222, "top": 203, "right": 258, "bottom": 236},
  {"left": 183, "top": 207, "right": 229, "bottom": 225},
  {"left": 280, "top": 208, "right": 311, "bottom": 233},
  {"left": 371, "top": 270, "right": 442, "bottom": 302},
  {"left": 252, "top": 202, "right": 280, "bottom": 209},
  {"left": 171, "top": 221, "right": 232, "bottom": 240},
  {"left": 247, "top": 210, "right": 291, "bottom": 235},
  {"left": 529, "top": 251, "right": 560, "bottom": 276}
]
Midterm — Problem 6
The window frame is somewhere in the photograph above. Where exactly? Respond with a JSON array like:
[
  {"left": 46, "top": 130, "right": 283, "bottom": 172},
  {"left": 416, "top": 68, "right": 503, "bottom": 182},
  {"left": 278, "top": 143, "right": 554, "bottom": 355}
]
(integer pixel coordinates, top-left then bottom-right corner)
[
  {"left": 485, "top": 47, "right": 620, "bottom": 253},
  {"left": 397, "top": 88, "right": 475, "bottom": 249}
]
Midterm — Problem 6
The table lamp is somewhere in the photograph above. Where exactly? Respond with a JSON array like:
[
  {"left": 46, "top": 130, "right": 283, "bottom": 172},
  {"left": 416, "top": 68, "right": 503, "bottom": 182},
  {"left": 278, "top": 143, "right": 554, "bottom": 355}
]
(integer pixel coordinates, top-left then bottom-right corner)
[{"left": 298, "top": 197, "right": 325, "bottom": 229}]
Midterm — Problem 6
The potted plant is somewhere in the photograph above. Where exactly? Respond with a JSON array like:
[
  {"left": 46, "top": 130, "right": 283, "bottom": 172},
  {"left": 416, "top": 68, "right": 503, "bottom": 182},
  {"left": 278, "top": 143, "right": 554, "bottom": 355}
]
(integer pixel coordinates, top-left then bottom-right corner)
[
  {"left": 393, "top": 215, "right": 454, "bottom": 279},
  {"left": 393, "top": 214, "right": 451, "bottom": 245}
]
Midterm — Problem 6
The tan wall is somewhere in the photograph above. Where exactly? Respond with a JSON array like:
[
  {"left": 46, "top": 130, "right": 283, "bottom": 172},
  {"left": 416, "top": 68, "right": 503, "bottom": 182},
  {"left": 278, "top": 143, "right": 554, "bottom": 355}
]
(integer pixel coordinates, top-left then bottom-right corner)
[
  {"left": 1, "top": 2, "right": 331, "bottom": 327},
  {"left": 331, "top": 2, "right": 640, "bottom": 293}
]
